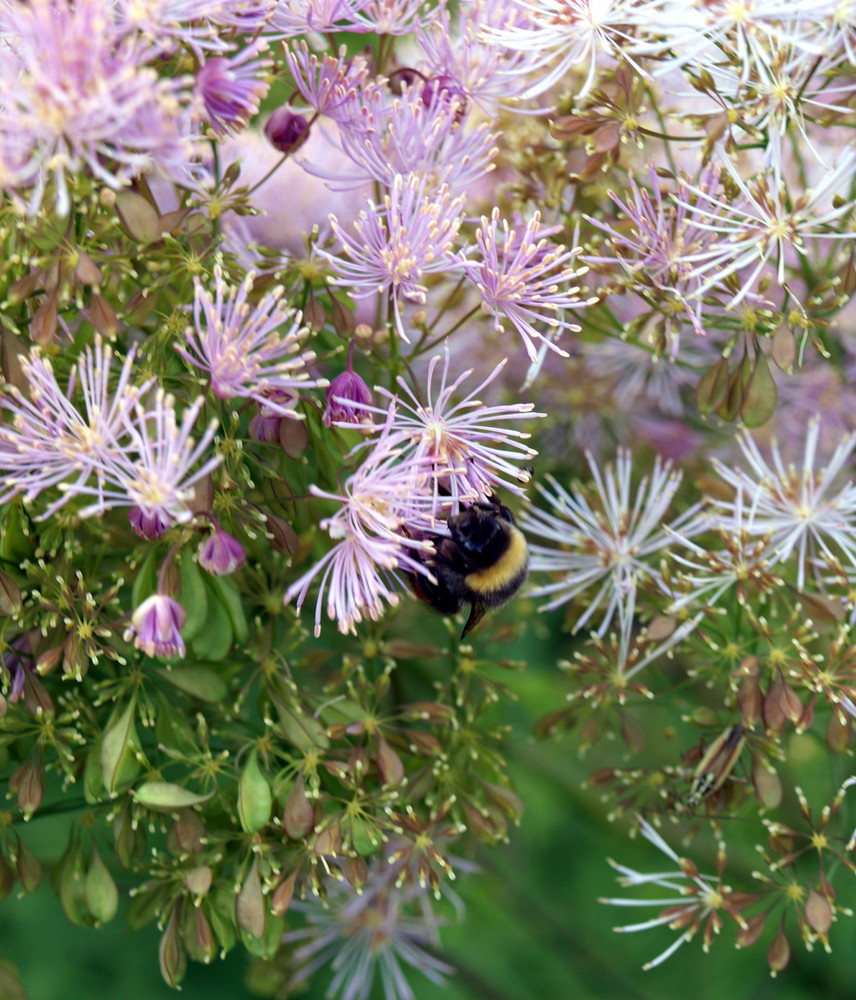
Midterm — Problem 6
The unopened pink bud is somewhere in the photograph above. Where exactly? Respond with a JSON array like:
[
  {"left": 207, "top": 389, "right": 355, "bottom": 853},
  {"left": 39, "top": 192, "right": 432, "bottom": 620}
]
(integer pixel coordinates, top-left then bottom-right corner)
[
  {"left": 323, "top": 369, "right": 374, "bottom": 428},
  {"left": 199, "top": 528, "right": 246, "bottom": 576},
  {"left": 264, "top": 108, "right": 311, "bottom": 154},
  {"left": 129, "top": 506, "right": 172, "bottom": 541},
  {"left": 126, "top": 594, "right": 187, "bottom": 659}
]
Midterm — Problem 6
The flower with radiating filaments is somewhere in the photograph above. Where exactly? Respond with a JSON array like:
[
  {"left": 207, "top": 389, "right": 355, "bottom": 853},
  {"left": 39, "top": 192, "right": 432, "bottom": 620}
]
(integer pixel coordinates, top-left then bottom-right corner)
[
  {"left": 602, "top": 819, "right": 749, "bottom": 970},
  {"left": 712, "top": 419, "right": 856, "bottom": 591},
  {"left": 462, "top": 209, "right": 595, "bottom": 364},
  {"left": 524, "top": 450, "right": 700, "bottom": 635},
  {"left": 179, "top": 267, "right": 324, "bottom": 417}
]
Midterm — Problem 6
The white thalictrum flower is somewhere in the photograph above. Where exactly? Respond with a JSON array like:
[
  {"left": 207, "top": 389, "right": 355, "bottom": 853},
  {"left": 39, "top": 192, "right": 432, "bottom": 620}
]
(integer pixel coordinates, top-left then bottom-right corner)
[
  {"left": 0, "top": 340, "right": 152, "bottom": 516},
  {"left": 665, "top": 488, "right": 782, "bottom": 612},
  {"left": 676, "top": 148, "right": 856, "bottom": 307},
  {"left": 482, "top": 0, "right": 647, "bottom": 100},
  {"left": 523, "top": 450, "right": 699, "bottom": 634},
  {"left": 284, "top": 860, "right": 453, "bottom": 1000},
  {"left": 602, "top": 818, "right": 748, "bottom": 970},
  {"left": 711, "top": 419, "right": 856, "bottom": 590}
]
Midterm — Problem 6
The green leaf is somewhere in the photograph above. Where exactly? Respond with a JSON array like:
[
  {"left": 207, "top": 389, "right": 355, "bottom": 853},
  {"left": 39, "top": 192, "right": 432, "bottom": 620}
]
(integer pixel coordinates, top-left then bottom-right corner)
[
  {"left": 84, "top": 848, "right": 119, "bottom": 925},
  {"left": 100, "top": 697, "right": 139, "bottom": 796},
  {"left": 277, "top": 705, "right": 330, "bottom": 752},
  {"left": 154, "top": 694, "right": 198, "bottom": 755},
  {"left": 83, "top": 737, "right": 104, "bottom": 805},
  {"left": 717, "top": 359, "right": 749, "bottom": 423},
  {"left": 126, "top": 883, "right": 170, "bottom": 931},
  {"left": 0, "top": 960, "right": 28, "bottom": 1000},
  {"left": 235, "top": 857, "right": 266, "bottom": 940},
  {"left": 741, "top": 351, "right": 777, "bottom": 428},
  {"left": 0, "top": 504, "right": 35, "bottom": 563},
  {"left": 207, "top": 887, "right": 238, "bottom": 955},
  {"left": 115, "top": 191, "right": 161, "bottom": 244},
  {"left": 350, "top": 816, "right": 382, "bottom": 857},
  {"left": 57, "top": 837, "right": 91, "bottom": 927},
  {"left": 191, "top": 587, "right": 234, "bottom": 661},
  {"left": 179, "top": 556, "right": 208, "bottom": 642},
  {"left": 156, "top": 665, "right": 227, "bottom": 703},
  {"left": 205, "top": 574, "right": 249, "bottom": 645},
  {"left": 133, "top": 781, "right": 215, "bottom": 812}
]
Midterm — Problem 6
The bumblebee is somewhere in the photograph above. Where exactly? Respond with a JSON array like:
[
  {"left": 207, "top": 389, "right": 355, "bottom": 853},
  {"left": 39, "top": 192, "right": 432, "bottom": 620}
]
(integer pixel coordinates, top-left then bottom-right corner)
[{"left": 413, "top": 496, "right": 529, "bottom": 638}]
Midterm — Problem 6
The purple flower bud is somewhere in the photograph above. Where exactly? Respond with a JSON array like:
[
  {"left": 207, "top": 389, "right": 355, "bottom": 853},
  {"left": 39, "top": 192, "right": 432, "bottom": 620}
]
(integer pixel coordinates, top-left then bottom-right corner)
[
  {"left": 264, "top": 108, "right": 311, "bottom": 154},
  {"left": 1, "top": 636, "right": 32, "bottom": 703},
  {"left": 422, "top": 74, "right": 467, "bottom": 123},
  {"left": 249, "top": 412, "right": 283, "bottom": 442},
  {"left": 129, "top": 505, "right": 172, "bottom": 541},
  {"left": 126, "top": 594, "right": 187, "bottom": 659},
  {"left": 199, "top": 528, "right": 246, "bottom": 576},
  {"left": 324, "top": 368, "right": 374, "bottom": 428}
]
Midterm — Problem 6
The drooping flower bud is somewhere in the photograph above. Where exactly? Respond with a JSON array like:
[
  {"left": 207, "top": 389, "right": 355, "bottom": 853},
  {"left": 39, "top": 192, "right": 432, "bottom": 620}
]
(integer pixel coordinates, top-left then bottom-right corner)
[
  {"left": 324, "top": 346, "right": 374, "bottom": 428},
  {"left": 248, "top": 410, "right": 283, "bottom": 442},
  {"left": 129, "top": 505, "right": 172, "bottom": 541},
  {"left": 264, "top": 108, "right": 311, "bottom": 154},
  {"left": 198, "top": 527, "right": 246, "bottom": 576},
  {"left": 125, "top": 594, "right": 187, "bottom": 659}
]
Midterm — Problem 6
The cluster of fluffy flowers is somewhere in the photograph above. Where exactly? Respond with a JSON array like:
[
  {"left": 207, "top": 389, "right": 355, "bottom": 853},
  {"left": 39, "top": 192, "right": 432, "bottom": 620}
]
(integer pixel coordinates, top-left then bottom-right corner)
[
  {"left": 288, "top": 348, "right": 541, "bottom": 635},
  {"left": 3, "top": 0, "right": 856, "bottom": 995}
]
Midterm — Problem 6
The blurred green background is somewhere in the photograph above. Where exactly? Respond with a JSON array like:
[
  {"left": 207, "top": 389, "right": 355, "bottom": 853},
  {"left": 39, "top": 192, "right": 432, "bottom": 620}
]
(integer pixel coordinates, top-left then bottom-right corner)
[{"left": 2, "top": 640, "right": 853, "bottom": 1000}]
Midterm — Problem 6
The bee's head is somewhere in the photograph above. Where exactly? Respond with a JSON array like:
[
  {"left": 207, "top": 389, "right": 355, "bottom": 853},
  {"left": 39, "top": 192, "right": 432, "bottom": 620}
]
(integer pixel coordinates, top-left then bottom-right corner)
[{"left": 448, "top": 500, "right": 513, "bottom": 557}]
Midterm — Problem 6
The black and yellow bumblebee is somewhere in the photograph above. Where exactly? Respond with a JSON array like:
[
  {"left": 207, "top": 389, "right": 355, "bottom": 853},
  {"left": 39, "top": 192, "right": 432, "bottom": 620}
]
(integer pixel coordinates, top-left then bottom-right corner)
[{"left": 413, "top": 496, "right": 529, "bottom": 638}]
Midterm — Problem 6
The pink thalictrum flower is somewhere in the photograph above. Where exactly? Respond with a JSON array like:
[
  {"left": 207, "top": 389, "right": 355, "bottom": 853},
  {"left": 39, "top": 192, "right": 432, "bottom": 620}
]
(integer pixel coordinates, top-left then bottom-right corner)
[
  {"left": 325, "top": 174, "right": 465, "bottom": 342},
  {"left": 68, "top": 392, "right": 222, "bottom": 529},
  {"left": 179, "top": 267, "right": 325, "bottom": 416},
  {"left": 462, "top": 209, "right": 595, "bottom": 364},
  {"left": 0, "top": 339, "right": 152, "bottom": 516},
  {"left": 0, "top": 0, "right": 195, "bottom": 215},
  {"left": 285, "top": 414, "right": 437, "bottom": 636},
  {"left": 364, "top": 347, "right": 543, "bottom": 507},
  {"left": 195, "top": 43, "right": 272, "bottom": 137}
]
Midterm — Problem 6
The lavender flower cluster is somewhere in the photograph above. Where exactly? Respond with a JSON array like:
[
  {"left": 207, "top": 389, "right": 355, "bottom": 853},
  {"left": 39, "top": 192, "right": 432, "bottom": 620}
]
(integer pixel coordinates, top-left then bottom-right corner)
[{"left": 1, "top": 0, "right": 856, "bottom": 996}]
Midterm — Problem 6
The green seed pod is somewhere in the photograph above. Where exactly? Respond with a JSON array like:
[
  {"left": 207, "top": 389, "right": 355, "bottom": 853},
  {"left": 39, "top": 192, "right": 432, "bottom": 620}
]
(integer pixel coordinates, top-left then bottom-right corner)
[
  {"left": 237, "top": 748, "right": 272, "bottom": 834},
  {"left": 85, "top": 847, "right": 119, "bottom": 926},
  {"left": 235, "top": 857, "right": 266, "bottom": 941}
]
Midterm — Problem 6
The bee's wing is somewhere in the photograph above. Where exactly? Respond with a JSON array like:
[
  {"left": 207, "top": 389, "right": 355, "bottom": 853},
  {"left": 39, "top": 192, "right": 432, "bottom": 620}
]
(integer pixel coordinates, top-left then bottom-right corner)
[{"left": 460, "top": 601, "right": 488, "bottom": 639}]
